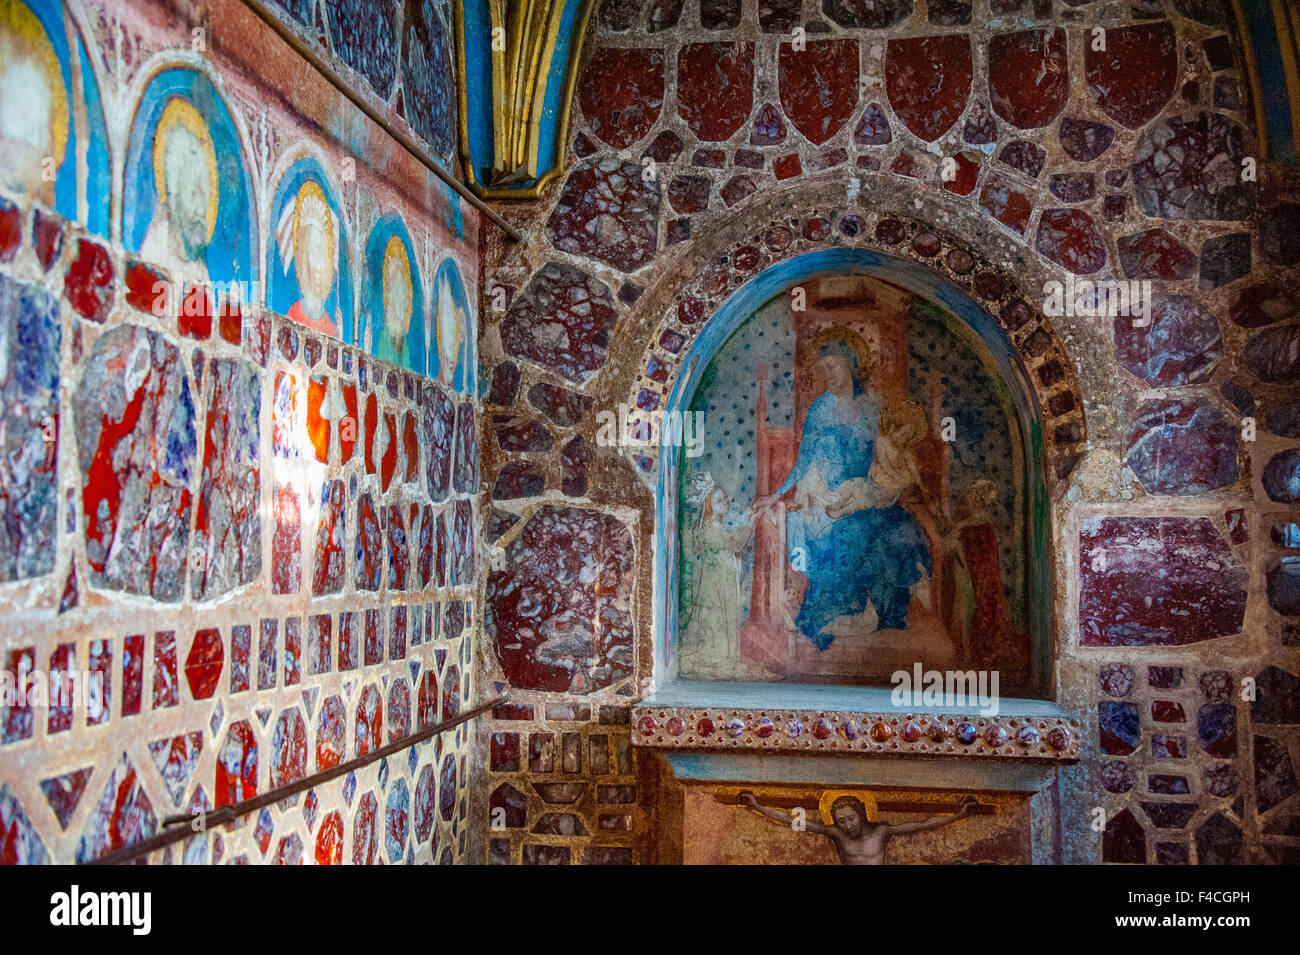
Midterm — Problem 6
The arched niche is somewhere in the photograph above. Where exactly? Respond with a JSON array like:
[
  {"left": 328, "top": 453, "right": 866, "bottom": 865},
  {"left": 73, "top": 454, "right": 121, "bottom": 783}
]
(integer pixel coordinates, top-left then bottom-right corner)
[{"left": 646, "top": 247, "right": 1069, "bottom": 736}]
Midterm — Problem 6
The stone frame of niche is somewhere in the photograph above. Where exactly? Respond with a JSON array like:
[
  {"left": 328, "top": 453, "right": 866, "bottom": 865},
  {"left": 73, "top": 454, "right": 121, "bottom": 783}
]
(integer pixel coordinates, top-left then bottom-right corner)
[{"left": 626, "top": 213, "right": 1087, "bottom": 763}]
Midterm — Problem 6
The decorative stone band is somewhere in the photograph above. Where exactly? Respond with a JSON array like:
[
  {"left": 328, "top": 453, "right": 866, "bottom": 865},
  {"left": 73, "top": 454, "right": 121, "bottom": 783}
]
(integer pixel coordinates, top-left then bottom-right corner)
[{"left": 630, "top": 706, "right": 1080, "bottom": 761}]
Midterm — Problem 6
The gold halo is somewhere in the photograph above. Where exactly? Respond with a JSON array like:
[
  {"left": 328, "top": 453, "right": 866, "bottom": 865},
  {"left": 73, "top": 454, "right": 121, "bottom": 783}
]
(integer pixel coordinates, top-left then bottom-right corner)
[
  {"left": 381, "top": 234, "right": 413, "bottom": 324},
  {"left": 152, "top": 96, "right": 218, "bottom": 242},
  {"left": 880, "top": 397, "right": 928, "bottom": 443},
  {"left": 803, "top": 324, "right": 874, "bottom": 378},
  {"left": 292, "top": 179, "right": 336, "bottom": 274},
  {"left": 0, "top": 0, "right": 69, "bottom": 168},
  {"left": 819, "top": 789, "right": 878, "bottom": 825}
]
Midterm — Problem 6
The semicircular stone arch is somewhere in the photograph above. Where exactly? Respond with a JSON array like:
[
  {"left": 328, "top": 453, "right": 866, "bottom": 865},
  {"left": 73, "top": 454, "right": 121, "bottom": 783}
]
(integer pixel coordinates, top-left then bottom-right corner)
[{"left": 615, "top": 204, "right": 1088, "bottom": 492}]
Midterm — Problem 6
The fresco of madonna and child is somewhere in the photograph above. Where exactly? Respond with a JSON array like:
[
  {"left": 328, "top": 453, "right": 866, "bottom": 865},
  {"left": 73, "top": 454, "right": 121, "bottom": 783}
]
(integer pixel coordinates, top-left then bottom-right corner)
[{"left": 676, "top": 276, "right": 1031, "bottom": 690}]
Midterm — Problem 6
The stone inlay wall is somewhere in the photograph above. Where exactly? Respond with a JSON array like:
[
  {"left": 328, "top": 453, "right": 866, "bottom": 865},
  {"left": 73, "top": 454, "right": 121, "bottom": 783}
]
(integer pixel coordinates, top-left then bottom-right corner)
[
  {"left": 476, "top": 1, "right": 1300, "bottom": 864},
  {"left": 271, "top": 0, "right": 460, "bottom": 166},
  {"left": 0, "top": 0, "right": 479, "bottom": 865}
]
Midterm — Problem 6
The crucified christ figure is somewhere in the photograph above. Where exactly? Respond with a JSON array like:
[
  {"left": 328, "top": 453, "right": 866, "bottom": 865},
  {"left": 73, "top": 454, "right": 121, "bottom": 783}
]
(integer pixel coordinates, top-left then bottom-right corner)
[{"left": 737, "top": 791, "right": 978, "bottom": 865}]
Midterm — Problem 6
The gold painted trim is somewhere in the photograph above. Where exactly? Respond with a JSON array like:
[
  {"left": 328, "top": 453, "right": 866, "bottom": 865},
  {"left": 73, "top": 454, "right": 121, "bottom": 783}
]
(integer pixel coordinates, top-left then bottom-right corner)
[
  {"left": 1230, "top": 0, "right": 1300, "bottom": 164},
  {"left": 1231, "top": 0, "right": 1271, "bottom": 161},
  {"left": 454, "top": 0, "right": 597, "bottom": 201},
  {"left": 1272, "top": 0, "right": 1300, "bottom": 153}
]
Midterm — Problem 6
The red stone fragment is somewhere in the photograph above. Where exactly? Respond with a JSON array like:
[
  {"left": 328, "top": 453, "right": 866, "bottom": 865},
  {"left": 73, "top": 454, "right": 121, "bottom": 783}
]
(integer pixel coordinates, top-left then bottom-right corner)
[
  {"left": 733, "top": 246, "right": 761, "bottom": 271},
  {"left": 153, "top": 632, "right": 178, "bottom": 709},
  {"left": 340, "top": 382, "right": 358, "bottom": 463},
  {"left": 779, "top": 39, "right": 858, "bottom": 145},
  {"left": 352, "top": 792, "right": 378, "bottom": 864},
  {"left": 547, "top": 158, "right": 660, "bottom": 273},
  {"left": 178, "top": 283, "right": 213, "bottom": 340},
  {"left": 773, "top": 153, "right": 801, "bottom": 179},
  {"left": 487, "top": 506, "right": 634, "bottom": 694},
  {"left": 644, "top": 129, "right": 683, "bottom": 163},
  {"left": 1035, "top": 208, "right": 1107, "bottom": 274},
  {"left": 271, "top": 709, "right": 308, "bottom": 787},
  {"left": 979, "top": 172, "right": 1034, "bottom": 234},
  {"left": 316, "top": 812, "right": 344, "bottom": 864},
  {"left": 678, "top": 296, "right": 705, "bottom": 325},
  {"left": 1081, "top": 518, "right": 1246, "bottom": 646},
  {"left": 885, "top": 35, "right": 972, "bottom": 142},
  {"left": 1114, "top": 295, "right": 1222, "bottom": 387},
  {"left": 0, "top": 199, "right": 19, "bottom": 262},
  {"left": 579, "top": 47, "right": 664, "bottom": 148},
  {"left": 1117, "top": 229, "right": 1197, "bottom": 280},
  {"left": 32, "top": 210, "right": 62, "bottom": 272},
  {"left": 891, "top": 151, "right": 930, "bottom": 180},
  {"left": 215, "top": 721, "right": 257, "bottom": 808},
  {"left": 125, "top": 261, "right": 169, "bottom": 315},
  {"left": 1084, "top": 22, "right": 1177, "bottom": 129},
  {"left": 942, "top": 151, "right": 980, "bottom": 196},
  {"left": 669, "top": 175, "right": 710, "bottom": 214},
  {"left": 876, "top": 218, "right": 906, "bottom": 244},
  {"left": 356, "top": 685, "right": 383, "bottom": 756},
  {"left": 64, "top": 239, "right": 113, "bottom": 322},
  {"left": 185, "top": 628, "right": 224, "bottom": 700},
  {"left": 313, "top": 479, "right": 346, "bottom": 595},
  {"left": 677, "top": 42, "right": 754, "bottom": 142},
  {"left": 988, "top": 29, "right": 1068, "bottom": 130},
  {"left": 218, "top": 301, "right": 240, "bottom": 345},
  {"left": 380, "top": 412, "right": 398, "bottom": 490},
  {"left": 721, "top": 175, "right": 756, "bottom": 206},
  {"left": 802, "top": 217, "right": 831, "bottom": 241},
  {"left": 306, "top": 376, "right": 329, "bottom": 464}
]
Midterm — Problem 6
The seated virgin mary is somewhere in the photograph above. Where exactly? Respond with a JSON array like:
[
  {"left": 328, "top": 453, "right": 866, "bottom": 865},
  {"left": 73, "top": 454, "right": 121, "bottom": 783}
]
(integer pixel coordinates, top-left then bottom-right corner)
[{"left": 760, "top": 340, "right": 931, "bottom": 650}]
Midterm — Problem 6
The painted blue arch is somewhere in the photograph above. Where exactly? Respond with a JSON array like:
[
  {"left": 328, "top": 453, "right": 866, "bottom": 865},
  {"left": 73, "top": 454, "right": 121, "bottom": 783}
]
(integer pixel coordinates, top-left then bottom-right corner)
[
  {"left": 652, "top": 247, "right": 1053, "bottom": 699},
  {"left": 121, "top": 66, "right": 257, "bottom": 286},
  {"left": 362, "top": 213, "right": 426, "bottom": 375},
  {"left": 13, "top": 0, "right": 110, "bottom": 233},
  {"left": 429, "top": 256, "right": 474, "bottom": 393},
  {"left": 267, "top": 156, "right": 355, "bottom": 343}
]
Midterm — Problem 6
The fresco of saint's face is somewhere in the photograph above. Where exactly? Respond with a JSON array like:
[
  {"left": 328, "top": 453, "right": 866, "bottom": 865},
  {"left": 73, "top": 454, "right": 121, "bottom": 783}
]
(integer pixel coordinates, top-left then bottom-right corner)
[
  {"left": 0, "top": 0, "right": 66, "bottom": 203},
  {"left": 275, "top": 177, "right": 339, "bottom": 333},
  {"left": 380, "top": 235, "right": 413, "bottom": 362},
  {"left": 295, "top": 192, "right": 335, "bottom": 312},
  {"left": 143, "top": 97, "right": 217, "bottom": 270},
  {"left": 435, "top": 270, "right": 463, "bottom": 387}
]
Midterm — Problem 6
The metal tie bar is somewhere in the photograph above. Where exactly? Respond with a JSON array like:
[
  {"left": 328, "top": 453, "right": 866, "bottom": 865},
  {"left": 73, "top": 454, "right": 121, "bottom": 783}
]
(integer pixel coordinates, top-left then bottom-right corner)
[
  {"left": 81, "top": 695, "right": 507, "bottom": 865},
  {"left": 239, "top": 0, "right": 523, "bottom": 242}
]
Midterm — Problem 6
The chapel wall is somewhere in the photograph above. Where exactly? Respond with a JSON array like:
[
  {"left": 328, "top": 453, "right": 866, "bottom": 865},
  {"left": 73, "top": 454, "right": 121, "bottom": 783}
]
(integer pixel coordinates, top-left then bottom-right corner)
[
  {"left": 476, "top": 0, "right": 1300, "bottom": 865},
  {"left": 0, "top": 0, "right": 482, "bottom": 865}
]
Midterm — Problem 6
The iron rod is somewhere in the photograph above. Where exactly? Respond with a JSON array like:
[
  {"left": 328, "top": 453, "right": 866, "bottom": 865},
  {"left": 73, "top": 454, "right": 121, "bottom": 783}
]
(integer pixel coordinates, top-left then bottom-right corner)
[
  {"left": 81, "top": 696, "right": 506, "bottom": 865},
  {"left": 239, "top": 0, "right": 523, "bottom": 242}
]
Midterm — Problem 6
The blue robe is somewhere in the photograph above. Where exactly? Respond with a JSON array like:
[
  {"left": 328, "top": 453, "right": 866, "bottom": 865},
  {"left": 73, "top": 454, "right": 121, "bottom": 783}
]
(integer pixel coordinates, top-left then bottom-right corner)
[{"left": 777, "top": 387, "right": 930, "bottom": 649}]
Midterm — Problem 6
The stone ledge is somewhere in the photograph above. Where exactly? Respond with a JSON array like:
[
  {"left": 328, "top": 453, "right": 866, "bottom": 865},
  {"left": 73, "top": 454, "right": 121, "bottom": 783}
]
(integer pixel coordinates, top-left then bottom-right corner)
[{"left": 632, "top": 695, "right": 1080, "bottom": 762}]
